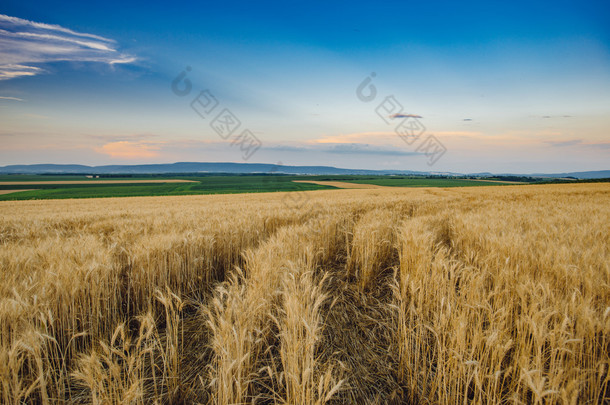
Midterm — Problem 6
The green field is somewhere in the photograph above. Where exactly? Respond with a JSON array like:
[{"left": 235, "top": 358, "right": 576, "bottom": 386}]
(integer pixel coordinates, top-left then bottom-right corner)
[
  {"left": 0, "top": 174, "right": 526, "bottom": 201},
  {"left": 0, "top": 175, "right": 337, "bottom": 200}
]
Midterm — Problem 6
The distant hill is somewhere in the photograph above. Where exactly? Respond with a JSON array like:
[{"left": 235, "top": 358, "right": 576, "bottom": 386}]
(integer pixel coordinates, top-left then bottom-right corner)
[
  {"left": 0, "top": 162, "right": 427, "bottom": 176},
  {"left": 528, "top": 170, "right": 610, "bottom": 179},
  {"left": 463, "top": 170, "right": 610, "bottom": 179},
  {"left": 0, "top": 162, "right": 608, "bottom": 179}
]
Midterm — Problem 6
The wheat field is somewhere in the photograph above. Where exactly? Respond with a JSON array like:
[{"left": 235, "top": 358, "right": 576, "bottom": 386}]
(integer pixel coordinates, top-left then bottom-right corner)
[{"left": 0, "top": 183, "right": 608, "bottom": 404}]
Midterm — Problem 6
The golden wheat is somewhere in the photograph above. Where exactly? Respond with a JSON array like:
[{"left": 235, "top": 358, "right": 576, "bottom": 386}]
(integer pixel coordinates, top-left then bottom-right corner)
[{"left": 0, "top": 184, "right": 608, "bottom": 403}]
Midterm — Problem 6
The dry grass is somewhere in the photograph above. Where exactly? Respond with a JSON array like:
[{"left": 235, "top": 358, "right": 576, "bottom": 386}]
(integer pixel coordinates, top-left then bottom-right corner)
[
  {"left": 0, "top": 184, "right": 608, "bottom": 404},
  {"left": 0, "top": 190, "right": 36, "bottom": 195}
]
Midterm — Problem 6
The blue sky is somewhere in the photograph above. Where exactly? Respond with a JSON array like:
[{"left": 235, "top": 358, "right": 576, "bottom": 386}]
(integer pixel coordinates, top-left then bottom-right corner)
[{"left": 0, "top": 0, "right": 609, "bottom": 173}]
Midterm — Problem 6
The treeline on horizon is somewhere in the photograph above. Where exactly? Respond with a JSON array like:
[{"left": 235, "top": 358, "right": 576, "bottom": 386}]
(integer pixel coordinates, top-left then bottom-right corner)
[{"left": 3, "top": 172, "right": 609, "bottom": 183}]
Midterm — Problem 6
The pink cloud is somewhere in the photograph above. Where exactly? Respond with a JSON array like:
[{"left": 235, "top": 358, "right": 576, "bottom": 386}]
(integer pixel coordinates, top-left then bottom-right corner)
[{"left": 96, "top": 141, "right": 161, "bottom": 159}]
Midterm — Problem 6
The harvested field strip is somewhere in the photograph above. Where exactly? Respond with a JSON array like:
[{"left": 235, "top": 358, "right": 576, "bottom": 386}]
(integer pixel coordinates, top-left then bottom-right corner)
[
  {"left": 292, "top": 180, "right": 389, "bottom": 189},
  {"left": 466, "top": 178, "right": 527, "bottom": 184},
  {"left": 0, "top": 189, "right": 36, "bottom": 195}
]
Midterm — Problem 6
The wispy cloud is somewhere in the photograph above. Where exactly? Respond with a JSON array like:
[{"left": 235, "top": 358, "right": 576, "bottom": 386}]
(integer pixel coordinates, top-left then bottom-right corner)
[
  {"left": 545, "top": 139, "right": 582, "bottom": 147},
  {"left": 0, "top": 14, "right": 113, "bottom": 42},
  {"left": 544, "top": 139, "right": 610, "bottom": 149},
  {"left": 0, "top": 64, "right": 41, "bottom": 80},
  {"left": 0, "top": 96, "right": 24, "bottom": 101},
  {"left": 0, "top": 14, "right": 135, "bottom": 80},
  {"left": 268, "top": 142, "right": 419, "bottom": 156},
  {"left": 324, "top": 143, "right": 419, "bottom": 156},
  {"left": 109, "top": 57, "right": 137, "bottom": 65},
  {"left": 89, "top": 133, "right": 160, "bottom": 143},
  {"left": 540, "top": 115, "right": 573, "bottom": 119},
  {"left": 313, "top": 130, "right": 482, "bottom": 146},
  {"left": 434, "top": 131, "right": 483, "bottom": 137},
  {"left": 313, "top": 131, "right": 401, "bottom": 145}
]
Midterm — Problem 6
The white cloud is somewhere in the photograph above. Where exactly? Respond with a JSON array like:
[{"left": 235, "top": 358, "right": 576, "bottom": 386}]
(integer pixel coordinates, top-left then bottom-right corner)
[
  {"left": 0, "top": 64, "right": 42, "bottom": 80},
  {"left": 0, "top": 96, "right": 25, "bottom": 101},
  {"left": 0, "top": 14, "right": 135, "bottom": 80},
  {"left": 110, "top": 56, "right": 137, "bottom": 65},
  {"left": 0, "top": 14, "right": 113, "bottom": 42}
]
